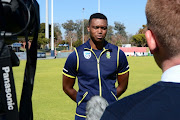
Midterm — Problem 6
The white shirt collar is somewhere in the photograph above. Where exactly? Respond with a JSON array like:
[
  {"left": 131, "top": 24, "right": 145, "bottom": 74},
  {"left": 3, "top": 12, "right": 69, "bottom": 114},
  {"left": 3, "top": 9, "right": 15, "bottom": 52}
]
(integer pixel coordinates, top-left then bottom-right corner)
[{"left": 161, "top": 65, "right": 180, "bottom": 83}]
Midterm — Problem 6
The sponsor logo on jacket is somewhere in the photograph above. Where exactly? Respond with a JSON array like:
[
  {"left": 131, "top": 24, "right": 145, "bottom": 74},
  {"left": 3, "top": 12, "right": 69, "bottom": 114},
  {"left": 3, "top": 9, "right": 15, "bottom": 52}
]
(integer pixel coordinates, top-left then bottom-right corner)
[{"left": 84, "top": 51, "right": 91, "bottom": 59}]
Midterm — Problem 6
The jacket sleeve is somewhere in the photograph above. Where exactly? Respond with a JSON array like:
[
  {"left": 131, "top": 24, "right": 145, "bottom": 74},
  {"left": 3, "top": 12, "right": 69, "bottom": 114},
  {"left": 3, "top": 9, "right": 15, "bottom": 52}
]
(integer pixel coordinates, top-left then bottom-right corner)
[
  {"left": 62, "top": 51, "right": 77, "bottom": 78},
  {"left": 118, "top": 50, "right": 130, "bottom": 75}
]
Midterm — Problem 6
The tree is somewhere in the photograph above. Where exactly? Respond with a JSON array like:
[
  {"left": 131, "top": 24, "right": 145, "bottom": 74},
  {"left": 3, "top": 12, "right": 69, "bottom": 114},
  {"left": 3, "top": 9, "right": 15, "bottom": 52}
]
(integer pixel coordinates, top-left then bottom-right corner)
[
  {"left": 38, "top": 23, "right": 62, "bottom": 49},
  {"left": 127, "top": 34, "right": 133, "bottom": 44},
  {"left": 61, "top": 19, "right": 129, "bottom": 47},
  {"left": 83, "top": 19, "right": 89, "bottom": 35},
  {"left": 111, "top": 34, "right": 127, "bottom": 46},
  {"left": 112, "top": 22, "right": 128, "bottom": 46},
  {"left": 131, "top": 34, "right": 147, "bottom": 47},
  {"left": 76, "top": 20, "right": 82, "bottom": 40},
  {"left": 38, "top": 23, "right": 50, "bottom": 48},
  {"left": 105, "top": 25, "right": 114, "bottom": 43},
  {"left": 62, "top": 20, "right": 77, "bottom": 33},
  {"left": 76, "top": 19, "right": 89, "bottom": 42},
  {"left": 39, "top": 23, "right": 46, "bottom": 33},
  {"left": 138, "top": 25, "right": 147, "bottom": 34},
  {"left": 130, "top": 25, "right": 148, "bottom": 47},
  {"left": 73, "top": 39, "right": 82, "bottom": 47},
  {"left": 62, "top": 20, "right": 78, "bottom": 49},
  {"left": 38, "top": 33, "right": 49, "bottom": 48},
  {"left": 83, "top": 19, "right": 90, "bottom": 43},
  {"left": 64, "top": 31, "right": 77, "bottom": 50},
  {"left": 114, "top": 22, "right": 127, "bottom": 38},
  {"left": 54, "top": 23, "right": 62, "bottom": 46}
]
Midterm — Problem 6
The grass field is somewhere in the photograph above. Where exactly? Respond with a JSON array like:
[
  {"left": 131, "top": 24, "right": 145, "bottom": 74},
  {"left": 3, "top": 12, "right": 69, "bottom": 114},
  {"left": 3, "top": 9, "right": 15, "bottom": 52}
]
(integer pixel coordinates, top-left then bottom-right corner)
[{"left": 13, "top": 56, "right": 162, "bottom": 120}]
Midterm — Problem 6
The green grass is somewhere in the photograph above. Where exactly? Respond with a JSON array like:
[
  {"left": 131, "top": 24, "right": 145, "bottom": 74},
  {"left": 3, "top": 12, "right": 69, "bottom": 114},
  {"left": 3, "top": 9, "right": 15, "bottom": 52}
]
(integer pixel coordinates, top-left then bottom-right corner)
[
  {"left": 120, "top": 56, "right": 161, "bottom": 99},
  {"left": 13, "top": 56, "right": 162, "bottom": 120}
]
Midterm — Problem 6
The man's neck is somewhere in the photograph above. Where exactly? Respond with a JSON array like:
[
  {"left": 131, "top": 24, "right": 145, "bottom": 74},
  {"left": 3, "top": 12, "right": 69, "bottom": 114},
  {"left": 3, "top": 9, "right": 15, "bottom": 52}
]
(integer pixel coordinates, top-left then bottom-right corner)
[
  {"left": 89, "top": 39, "right": 104, "bottom": 50},
  {"left": 161, "top": 55, "right": 180, "bottom": 72}
]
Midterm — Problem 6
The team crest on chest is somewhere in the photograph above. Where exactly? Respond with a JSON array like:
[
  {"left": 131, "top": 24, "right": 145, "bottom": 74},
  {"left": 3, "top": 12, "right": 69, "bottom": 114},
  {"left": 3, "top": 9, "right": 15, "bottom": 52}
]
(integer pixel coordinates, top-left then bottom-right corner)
[
  {"left": 106, "top": 51, "right": 111, "bottom": 59},
  {"left": 84, "top": 51, "right": 91, "bottom": 59}
]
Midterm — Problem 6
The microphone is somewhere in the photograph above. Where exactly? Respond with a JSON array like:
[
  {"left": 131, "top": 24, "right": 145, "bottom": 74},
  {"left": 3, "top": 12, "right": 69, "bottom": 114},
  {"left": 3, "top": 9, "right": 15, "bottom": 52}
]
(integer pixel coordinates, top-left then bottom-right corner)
[{"left": 86, "top": 96, "right": 109, "bottom": 120}]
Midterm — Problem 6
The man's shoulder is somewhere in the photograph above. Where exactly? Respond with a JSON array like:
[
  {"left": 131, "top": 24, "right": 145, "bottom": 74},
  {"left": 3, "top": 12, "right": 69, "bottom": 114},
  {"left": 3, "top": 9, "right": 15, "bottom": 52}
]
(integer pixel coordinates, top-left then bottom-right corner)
[
  {"left": 104, "top": 83, "right": 161, "bottom": 118},
  {"left": 104, "top": 41, "right": 119, "bottom": 51},
  {"left": 75, "top": 43, "right": 89, "bottom": 51},
  {"left": 104, "top": 82, "right": 180, "bottom": 119}
]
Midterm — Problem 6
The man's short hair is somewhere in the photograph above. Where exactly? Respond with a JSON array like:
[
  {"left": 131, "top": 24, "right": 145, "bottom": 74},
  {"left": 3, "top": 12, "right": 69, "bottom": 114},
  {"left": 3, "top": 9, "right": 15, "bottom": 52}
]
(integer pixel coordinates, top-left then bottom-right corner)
[
  {"left": 89, "top": 13, "right": 108, "bottom": 25},
  {"left": 146, "top": 0, "right": 180, "bottom": 57}
]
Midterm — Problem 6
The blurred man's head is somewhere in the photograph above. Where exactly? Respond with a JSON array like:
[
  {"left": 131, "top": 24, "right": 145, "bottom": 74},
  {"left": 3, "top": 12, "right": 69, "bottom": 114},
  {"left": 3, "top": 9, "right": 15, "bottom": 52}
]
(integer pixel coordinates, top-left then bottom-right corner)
[
  {"left": 88, "top": 13, "right": 108, "bottom": 43},
  {"left": 145, "top": 0, "right": 180, "bottom": 58}
]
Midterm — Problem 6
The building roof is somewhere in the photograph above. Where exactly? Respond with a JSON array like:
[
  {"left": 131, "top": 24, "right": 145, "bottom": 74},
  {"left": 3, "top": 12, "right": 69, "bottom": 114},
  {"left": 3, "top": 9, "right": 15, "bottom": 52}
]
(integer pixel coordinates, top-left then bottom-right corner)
[
  {"left": 120, "top": 47, "right": 147, "bottom": 52},
  {"left": 12, "top": 43, "right": 23, "bottom": 47}
]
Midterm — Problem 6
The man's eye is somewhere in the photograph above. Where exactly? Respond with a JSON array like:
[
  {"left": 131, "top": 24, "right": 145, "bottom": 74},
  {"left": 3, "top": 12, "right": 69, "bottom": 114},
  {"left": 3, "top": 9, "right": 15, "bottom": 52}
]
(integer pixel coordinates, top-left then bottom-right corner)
[
  {"left": 94, "top": 26, "right": 99, "bottom": 29},
  {"left": 101, "top": 27, "right": 107, "bottom": 30},
  {"left": 93, "top": 26, "right": 107, "bottom": 30}
]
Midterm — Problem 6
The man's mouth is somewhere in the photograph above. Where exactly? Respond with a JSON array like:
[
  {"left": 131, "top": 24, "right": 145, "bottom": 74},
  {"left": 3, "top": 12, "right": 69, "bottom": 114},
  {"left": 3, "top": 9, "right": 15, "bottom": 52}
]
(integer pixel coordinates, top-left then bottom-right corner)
[{"left": 97, "top": 35, "right": 103, "bottom": 39}]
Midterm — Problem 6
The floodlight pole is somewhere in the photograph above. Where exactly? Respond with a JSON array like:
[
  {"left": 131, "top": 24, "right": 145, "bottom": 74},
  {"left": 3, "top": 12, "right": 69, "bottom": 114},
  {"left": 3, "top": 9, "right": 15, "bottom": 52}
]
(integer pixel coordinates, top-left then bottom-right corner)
[
  {"left": 51, "top": 0, "right": 54, "bottom": 56},
  {"left": 45, "top": 0, "right": 49, "bottom": 39},
  {"left": 98, "top": 0, "right": 100, "bottom": 13},
  {"left": 82, "top": 8, "right": 85, "bottom": 44},
  {"left": 45, "top": 0, "right": 49, "bottom": 49}
]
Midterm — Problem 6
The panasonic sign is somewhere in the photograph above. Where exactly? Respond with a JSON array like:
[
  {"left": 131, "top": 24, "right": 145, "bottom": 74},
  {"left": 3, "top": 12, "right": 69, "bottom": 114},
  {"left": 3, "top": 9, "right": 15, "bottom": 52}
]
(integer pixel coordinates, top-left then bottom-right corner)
[{"left": 2, "top": 66, "right": 15, "bottom": 110}]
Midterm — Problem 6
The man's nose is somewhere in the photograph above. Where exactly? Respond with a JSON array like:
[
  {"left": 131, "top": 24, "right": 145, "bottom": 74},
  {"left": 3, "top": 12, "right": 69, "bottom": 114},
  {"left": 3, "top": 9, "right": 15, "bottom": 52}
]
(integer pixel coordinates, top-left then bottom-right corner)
[{"left": 97, "top": 28, "right": 103, "bottom": 33}]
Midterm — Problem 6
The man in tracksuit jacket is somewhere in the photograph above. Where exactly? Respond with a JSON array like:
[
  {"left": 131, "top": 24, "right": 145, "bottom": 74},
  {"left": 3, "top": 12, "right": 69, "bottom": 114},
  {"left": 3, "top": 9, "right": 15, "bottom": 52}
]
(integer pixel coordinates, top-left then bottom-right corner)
[{"left": 62, "top": 13, "right": 130, "bottom": 120}]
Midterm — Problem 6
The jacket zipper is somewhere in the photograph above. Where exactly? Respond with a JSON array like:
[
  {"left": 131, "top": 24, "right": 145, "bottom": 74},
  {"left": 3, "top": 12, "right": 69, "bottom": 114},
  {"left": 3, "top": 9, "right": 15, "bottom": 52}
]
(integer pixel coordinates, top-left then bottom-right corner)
[{"left": 85, "top": 48, "right": 108, "bottom": 97}]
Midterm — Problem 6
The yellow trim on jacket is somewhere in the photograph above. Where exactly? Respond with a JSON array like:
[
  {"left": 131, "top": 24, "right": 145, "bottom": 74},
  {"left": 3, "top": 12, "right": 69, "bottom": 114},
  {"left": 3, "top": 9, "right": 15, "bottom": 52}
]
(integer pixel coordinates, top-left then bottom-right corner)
[
  {"left": 74, "top": 48, "right": 79, "bottom": 71},
  {"left": 75, "top": 113, "right": 86, "bottom": 118},
  {"left": 118, "top": 69, "right": 130, "bottom": 75},
  {"left": 117, "top": 47, "right": 120, "bottom": 69},
  {"left": 111, "top": 91, "right": 118, "bottom": 101},
  {"left": 62, "top": 71, "right": 76, "bottom": 78},
  {"left": 78, "top": 92, "right": 88, "bottom": 106}
]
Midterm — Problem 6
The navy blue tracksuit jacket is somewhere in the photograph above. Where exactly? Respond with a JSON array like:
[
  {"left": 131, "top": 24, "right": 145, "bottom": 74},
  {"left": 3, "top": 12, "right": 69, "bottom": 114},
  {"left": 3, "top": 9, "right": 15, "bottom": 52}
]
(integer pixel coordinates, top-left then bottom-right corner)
[{"left": 63, "top": 40, "right": 129, "bottom": 119}]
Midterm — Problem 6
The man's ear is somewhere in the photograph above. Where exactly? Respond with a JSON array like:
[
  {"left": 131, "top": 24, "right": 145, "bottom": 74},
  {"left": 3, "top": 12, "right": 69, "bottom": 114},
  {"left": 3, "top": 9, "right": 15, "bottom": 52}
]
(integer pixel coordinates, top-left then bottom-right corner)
[
  {"left": 87, "top": 26, "right": 90, "bottom": 32},
  {"left": 145, "top": 30, "right": 158, "bottom": 54}
]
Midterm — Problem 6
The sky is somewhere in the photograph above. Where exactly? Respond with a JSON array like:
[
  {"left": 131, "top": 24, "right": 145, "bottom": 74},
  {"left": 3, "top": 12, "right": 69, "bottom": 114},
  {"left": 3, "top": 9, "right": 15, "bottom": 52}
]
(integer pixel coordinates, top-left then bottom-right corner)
[{"left": 36, "top": 0, "right": 147, "bottom": 37}]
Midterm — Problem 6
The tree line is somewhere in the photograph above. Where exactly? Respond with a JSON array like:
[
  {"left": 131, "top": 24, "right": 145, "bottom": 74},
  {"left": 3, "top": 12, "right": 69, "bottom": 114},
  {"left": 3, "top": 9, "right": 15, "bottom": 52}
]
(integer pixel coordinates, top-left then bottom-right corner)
[{"left": 37, "top": 19, "right": 147, "bottom": 49}]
